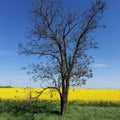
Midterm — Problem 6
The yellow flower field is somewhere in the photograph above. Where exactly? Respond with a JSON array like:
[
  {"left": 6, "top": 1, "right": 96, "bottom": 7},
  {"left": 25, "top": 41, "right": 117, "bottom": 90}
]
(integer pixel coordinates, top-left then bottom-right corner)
[{"left": 0, "top": 88, "right": 120, "bottom": 104}]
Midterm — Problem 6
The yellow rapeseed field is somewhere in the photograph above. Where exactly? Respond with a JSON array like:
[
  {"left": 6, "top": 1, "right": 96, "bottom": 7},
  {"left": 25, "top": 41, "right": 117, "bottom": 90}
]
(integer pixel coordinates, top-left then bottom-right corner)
[{"left": 0, "top": 88, "right": 120, "bottom": 104}]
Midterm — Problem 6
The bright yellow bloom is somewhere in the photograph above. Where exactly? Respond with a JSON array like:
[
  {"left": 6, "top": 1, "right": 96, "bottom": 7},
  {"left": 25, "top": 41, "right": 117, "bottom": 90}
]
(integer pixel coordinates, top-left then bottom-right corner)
[{"left": 0, "top": 88, "right": 120, "bottom": 104}]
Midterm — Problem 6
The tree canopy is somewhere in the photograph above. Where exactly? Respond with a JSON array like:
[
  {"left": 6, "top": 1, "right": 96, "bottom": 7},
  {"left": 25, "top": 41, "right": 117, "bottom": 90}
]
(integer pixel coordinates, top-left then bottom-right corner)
[{"left": 19, "top": 0, "right": 106, "bottom": 115}]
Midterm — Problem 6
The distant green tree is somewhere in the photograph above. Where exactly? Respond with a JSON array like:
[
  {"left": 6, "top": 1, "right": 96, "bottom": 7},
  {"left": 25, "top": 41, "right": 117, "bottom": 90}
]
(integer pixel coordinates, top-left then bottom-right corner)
[{"left": 19, "top": 0, "right": 106, "bottom": 116}]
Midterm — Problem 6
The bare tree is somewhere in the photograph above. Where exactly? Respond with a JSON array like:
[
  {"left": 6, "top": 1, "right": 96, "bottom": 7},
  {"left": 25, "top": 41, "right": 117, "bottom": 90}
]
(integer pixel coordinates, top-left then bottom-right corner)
[{"left": 19, "top": 0, "right": 106, "bottom": 116}]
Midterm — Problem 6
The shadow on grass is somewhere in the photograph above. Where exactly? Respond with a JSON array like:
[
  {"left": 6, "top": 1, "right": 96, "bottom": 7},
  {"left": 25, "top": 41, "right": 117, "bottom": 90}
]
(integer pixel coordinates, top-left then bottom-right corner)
[{"left": 1, "top": 100, "right": 60, "bottom": 115}]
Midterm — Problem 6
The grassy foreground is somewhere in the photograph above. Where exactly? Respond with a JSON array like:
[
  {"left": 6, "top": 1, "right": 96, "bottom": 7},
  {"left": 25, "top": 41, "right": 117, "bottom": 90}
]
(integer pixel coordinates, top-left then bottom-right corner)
[{"left": 0, "top": 100, "right": 120, "bottom": 120}]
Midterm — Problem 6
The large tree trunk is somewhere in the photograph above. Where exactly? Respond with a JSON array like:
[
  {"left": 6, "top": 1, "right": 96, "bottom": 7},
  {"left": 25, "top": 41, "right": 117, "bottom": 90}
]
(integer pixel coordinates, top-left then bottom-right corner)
[{"left": 60, "top": 88, "right": 69, "bottom": 116}]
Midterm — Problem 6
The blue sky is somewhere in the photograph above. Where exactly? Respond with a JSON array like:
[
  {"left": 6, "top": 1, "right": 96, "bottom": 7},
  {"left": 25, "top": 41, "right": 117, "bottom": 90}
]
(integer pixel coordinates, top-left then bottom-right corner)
[{"left": 0, "top": 0, "right": 120, "bottom": 89}]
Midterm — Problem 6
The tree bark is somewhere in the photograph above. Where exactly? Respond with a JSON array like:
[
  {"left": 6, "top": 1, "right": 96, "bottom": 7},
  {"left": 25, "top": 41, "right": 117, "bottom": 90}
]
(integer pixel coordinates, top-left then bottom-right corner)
[{"left": 60, "top": 88, "right": 69, "bottom": 116}]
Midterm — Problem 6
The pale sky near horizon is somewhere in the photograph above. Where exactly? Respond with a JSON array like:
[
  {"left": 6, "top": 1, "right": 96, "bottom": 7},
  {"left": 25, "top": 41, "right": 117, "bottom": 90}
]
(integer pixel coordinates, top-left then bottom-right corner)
[{"left": 0, "top": 0, "right": 120, "bottom": 89}]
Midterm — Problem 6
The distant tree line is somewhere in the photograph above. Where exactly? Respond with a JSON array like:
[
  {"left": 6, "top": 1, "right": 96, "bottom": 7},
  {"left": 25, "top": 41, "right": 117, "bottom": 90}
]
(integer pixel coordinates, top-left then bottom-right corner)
[{"left": 0, "top": 86, "right": 13, "bottom": 88}]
